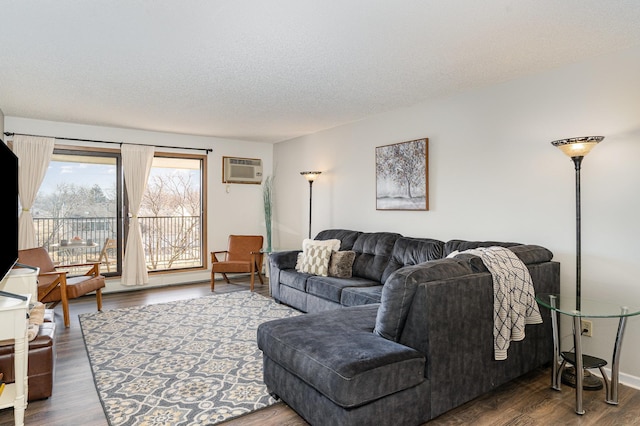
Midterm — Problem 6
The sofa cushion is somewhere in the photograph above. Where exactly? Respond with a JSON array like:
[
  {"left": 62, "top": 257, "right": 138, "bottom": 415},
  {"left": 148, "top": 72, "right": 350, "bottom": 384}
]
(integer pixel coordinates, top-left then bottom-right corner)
[
  {"left": 279, "top": 269, "right": 311, "bottom": 292},
  {"left": 257, "top": 304, "right": 426, "bottom": 408},
  {"left": 449, "top": 244, "right": 553, "bottom": 273},
  {"left": 307, "top": 276, "right": 381, "bottom": 304},
  {"left": 449, "top": 253, "right": 487, "bottom": 272},
  {"left": 381, "top": 237, "right": 445, "bottom": 283},
  {"left": 507, "top": 245, "right": 553, "bottom": 264},
  {"left": 341, "top": 286, "right": 383, "bottom": 306},
  {"left": 328, "top": 251, "right": 356, "bottom": 278},
  {"left": 314, "top": 229, "right": 362, "bottom": 251},
  {"left": 374, "top": 259, "right": 474, "bottom": 342},
  {"left": 351, "top": 232, "right": 402, "bottom": 282},
  {"left": 443, "top": 239, "right": 520, "bottom": 257}
]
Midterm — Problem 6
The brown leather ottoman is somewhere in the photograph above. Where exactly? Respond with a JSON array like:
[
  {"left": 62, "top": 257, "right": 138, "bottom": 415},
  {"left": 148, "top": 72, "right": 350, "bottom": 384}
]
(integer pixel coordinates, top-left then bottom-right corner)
[{"left": 0, "top": 309, "right": 56, "bottom": 401}]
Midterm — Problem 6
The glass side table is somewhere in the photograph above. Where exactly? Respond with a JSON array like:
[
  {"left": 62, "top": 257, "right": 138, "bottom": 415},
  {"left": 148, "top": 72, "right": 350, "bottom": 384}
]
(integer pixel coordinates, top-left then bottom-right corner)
[{"left": 536, "top": 293, "right": 640, "bottom": 415}]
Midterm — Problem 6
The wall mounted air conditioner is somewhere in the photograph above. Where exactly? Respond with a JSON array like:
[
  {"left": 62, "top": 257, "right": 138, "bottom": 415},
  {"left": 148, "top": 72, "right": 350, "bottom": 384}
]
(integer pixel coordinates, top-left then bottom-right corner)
[{"left": 222, "top": 156, "right": 263, "bottom": 184}]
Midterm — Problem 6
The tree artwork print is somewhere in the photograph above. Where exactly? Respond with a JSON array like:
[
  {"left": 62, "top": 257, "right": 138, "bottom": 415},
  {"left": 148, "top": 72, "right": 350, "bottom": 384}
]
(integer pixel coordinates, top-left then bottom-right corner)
[{"left": 376, "top": 138, "right": 428, "bottom": 210}]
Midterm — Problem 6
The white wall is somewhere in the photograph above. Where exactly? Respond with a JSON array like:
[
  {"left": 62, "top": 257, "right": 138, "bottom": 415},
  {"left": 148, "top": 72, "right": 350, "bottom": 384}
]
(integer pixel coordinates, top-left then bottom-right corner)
[
  {"left": 0, "top": 108, "right": 4, "bottom": 135},
  {"left": 4, "top": 117, "right": 274, "bottom": 292},
  {"left": 273, "top": 46, "right": 640, "bottom": 382}
]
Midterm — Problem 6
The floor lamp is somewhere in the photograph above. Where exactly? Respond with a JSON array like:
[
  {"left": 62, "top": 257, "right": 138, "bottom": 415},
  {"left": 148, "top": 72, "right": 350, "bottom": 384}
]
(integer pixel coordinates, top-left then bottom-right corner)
[
  {"left": 300, "top": 171, "right": 321, "bottom": 239},
  {"left": 551, "top": 135, "right": 604, "bottom": 389}
]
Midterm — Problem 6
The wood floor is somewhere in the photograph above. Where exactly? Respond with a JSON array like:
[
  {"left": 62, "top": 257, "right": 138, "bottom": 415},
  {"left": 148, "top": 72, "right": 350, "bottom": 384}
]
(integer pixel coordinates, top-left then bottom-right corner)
[{"left": 2, "top": 277, "right": 639, "bottom": 426}]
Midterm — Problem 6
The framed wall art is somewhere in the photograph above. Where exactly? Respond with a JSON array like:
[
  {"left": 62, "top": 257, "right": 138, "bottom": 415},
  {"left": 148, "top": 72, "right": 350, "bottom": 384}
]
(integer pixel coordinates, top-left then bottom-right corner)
[{"left": 376, "top": 137, "right": 428, "bottom": 210}]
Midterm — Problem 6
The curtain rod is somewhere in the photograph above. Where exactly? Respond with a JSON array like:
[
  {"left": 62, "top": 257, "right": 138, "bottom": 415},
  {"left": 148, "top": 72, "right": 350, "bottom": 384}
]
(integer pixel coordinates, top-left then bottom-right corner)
[{"left": 4, "top": 131, "right": 212, "bottom": 153}]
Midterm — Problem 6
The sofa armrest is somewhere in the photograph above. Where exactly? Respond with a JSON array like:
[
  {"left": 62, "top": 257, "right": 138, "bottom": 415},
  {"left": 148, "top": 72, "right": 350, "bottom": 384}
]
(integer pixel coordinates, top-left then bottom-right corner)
[
  {"left": 269, "top": 250, "right": 300, "bottom": 270},
  {"left": 268, "top": 250, "right": 301, "bottom": 302}
]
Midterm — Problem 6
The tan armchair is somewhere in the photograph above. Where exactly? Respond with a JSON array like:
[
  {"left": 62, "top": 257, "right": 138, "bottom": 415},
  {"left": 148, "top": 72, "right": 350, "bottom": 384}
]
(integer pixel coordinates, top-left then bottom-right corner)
[
  {"left": 18, "top": 247, "right": 106, "bottom": 328},
  {"left": 211, "top": 235, "right": 264, "bottom": 291}
]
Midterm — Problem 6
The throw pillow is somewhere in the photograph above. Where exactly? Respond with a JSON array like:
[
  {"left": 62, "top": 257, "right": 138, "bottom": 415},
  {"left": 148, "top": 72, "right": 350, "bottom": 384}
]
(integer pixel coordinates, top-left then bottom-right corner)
[
  {"left": 298, "top": 244, "right": 333, "bottom": 276},
  {"left": 302, "top": 238, "right": 341, "bottom": 252},
  {"left": 328, "top": 250, "right": 356, "bottom": 278},
  {"left": 295, "top": 238, "right": 342, "bottom": 274},
  {"left": 27, "top": 302, "right": 45, "bottom": 341}
]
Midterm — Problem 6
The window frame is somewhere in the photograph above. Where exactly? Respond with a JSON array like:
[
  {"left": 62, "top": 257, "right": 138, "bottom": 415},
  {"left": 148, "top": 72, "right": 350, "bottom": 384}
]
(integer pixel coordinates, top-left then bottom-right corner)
[{"left": 38, "top": 143, "right": 207, "bottom": 276}]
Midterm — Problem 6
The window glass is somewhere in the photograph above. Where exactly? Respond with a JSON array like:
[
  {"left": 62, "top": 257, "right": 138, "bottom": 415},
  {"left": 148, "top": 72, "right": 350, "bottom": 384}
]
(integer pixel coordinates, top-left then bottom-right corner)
[{"left": 142, "top": 156, "right": 203, "bottom": 271}]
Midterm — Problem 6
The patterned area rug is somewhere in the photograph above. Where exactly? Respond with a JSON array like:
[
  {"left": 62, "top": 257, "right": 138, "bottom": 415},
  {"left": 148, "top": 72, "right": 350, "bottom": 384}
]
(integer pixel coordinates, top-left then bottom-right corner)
[{"left": 79, "top": 291, "right": 301, "bottom": 426}]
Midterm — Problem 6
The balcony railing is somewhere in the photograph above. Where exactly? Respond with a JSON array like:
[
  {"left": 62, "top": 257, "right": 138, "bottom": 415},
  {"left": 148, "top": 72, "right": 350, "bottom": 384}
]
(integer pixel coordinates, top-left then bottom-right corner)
[{"left": 33, "top": 216, "right": 203, "bottom": 273}]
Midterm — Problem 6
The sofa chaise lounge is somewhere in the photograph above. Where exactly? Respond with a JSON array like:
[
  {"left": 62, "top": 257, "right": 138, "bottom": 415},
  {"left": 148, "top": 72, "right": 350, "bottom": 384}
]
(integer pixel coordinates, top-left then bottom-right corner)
[{"left": 258, "top": 229, "right": 560, "bottom": 425}]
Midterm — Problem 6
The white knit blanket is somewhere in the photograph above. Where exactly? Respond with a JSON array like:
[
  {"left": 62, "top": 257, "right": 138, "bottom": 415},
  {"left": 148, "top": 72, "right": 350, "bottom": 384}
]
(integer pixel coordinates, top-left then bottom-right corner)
[{"left": 452, "top": 246, "right": 542, "bottom": 360}]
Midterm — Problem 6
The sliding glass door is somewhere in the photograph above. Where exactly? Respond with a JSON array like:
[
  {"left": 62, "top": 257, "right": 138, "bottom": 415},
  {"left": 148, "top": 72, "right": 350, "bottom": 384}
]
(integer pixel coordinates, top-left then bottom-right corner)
[{"left": 32, "top": 146, "right": 206, "bottom": 276}]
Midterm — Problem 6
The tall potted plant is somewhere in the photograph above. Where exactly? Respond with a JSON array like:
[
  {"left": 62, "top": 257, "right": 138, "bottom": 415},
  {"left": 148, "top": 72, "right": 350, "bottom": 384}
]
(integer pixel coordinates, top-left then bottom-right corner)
[{"left": 262, "top": 175, "right": 274, "bottom": 252}]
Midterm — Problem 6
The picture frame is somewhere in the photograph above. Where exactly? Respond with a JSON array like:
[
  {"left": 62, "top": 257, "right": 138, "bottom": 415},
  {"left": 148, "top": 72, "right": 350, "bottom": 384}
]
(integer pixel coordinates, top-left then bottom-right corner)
[{"left": 376, "top": 138, "right": 428, "bottom": 210}]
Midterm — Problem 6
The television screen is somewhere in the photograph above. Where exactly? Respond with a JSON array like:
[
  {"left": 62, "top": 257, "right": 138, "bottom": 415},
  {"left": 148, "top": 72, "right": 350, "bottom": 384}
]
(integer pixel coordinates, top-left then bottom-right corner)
[{"left": 0, "top": 139, "right": 18, "bottom": 283}]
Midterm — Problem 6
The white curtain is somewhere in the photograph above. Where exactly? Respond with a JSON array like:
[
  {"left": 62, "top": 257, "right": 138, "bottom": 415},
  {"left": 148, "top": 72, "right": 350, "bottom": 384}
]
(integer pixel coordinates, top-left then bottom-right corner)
[
  {"left": 121, "top": 144, "right": 155, "bottom": 286},
  {"left": 12, "top": 135, "right": 55, "bottom": 249}
]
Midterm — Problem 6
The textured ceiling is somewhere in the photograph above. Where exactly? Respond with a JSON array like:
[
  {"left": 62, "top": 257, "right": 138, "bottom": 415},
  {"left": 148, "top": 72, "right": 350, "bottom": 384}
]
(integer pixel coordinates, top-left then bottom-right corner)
[{"left": 2, "top": 1, "right": 640, "bottom": 143}]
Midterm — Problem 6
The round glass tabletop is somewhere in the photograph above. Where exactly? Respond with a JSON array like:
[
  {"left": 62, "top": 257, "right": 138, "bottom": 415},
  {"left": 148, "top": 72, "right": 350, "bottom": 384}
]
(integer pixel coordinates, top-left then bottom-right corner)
[{"left": 536, "top": 293, "right": 640, "bottom": 318}]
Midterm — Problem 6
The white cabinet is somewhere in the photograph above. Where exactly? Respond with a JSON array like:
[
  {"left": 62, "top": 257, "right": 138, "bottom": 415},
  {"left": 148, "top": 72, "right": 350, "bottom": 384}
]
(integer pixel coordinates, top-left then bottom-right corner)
[
  {"left": 0, "top": 293, "right": 30, "bottom": 426},
  {"left": 0, "top": 268, "right": 39, "bottom": 301}
]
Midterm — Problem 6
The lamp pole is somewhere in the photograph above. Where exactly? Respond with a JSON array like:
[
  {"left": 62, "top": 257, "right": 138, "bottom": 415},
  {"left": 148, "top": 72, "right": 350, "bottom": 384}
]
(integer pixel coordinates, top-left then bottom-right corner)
[
  {"left": 308, "top": 179, "right": 314, "bottom": 239},
  {"left": 300, "top": 171, "right": 321, "bottom": 239},
  {"left": 572, "top": 156, "right": 583, "bottom": 311},
  {"left": 551, "top": 136, "right": 602, "bottom": 310}
]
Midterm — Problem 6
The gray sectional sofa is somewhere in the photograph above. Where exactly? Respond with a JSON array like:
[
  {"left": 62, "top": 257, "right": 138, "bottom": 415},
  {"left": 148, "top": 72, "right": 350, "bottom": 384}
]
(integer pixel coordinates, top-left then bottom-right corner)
[
  {"left": 268, "top": 229, "right": 445, "bottom": 312},
  {"left": 258, "top": 229, "right": 560, "bottom": 425}
]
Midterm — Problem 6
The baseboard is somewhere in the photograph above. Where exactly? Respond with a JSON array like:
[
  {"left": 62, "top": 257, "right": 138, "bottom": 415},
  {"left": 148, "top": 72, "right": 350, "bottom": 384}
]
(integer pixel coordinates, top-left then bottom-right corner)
[{"left": 589, "top": 367, "right": 640, "bottom": 390}]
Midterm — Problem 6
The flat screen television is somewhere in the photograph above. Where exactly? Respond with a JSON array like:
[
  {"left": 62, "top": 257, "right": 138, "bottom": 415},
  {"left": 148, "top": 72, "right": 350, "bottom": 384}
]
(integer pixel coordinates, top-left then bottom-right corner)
[{"left": 0, "top": 139, "right": 18, "bottom": 284}]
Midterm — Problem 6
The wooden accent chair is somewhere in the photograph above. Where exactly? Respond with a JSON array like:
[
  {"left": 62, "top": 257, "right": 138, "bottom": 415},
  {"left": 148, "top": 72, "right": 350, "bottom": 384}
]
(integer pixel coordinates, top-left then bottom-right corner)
[
  {"left": 211, "top": 235, "right": 264, "bottom": 291},
  {"left": 18, "top": 247, "right": 106, "bottom": 328},
  {"left": 86, "top": 238, "right": 118, "bottom": 272}
]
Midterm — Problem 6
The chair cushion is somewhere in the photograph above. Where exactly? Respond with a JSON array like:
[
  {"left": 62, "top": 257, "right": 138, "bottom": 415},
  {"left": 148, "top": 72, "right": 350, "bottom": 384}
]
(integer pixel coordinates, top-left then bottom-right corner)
[
  {"left": 226, "top": 235, "right": 264, "bottom": 262},
  {"left": 65, "top": 275, "right": 106, "bottom": 299},
  {"left": 37, "top": 274, "right": 60, "bottom": 294},
  {"left": 211, "top": 260, "right": 252, "bottom": 273},
  {"left": 41, "top": 274, "right": 105, "bottom": 302},
  {"left": 18, "top": 247, "right": 57, "bottom": 273}
]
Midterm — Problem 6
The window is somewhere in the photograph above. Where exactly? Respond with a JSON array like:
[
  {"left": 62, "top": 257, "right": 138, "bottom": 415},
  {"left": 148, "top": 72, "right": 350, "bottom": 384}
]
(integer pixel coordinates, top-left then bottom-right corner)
[
  {"left": 32, "top": 145, "right": 206, "bottom": 276},
  {"left": 141, "top": 155, "right": 204, "bottom": 272}
]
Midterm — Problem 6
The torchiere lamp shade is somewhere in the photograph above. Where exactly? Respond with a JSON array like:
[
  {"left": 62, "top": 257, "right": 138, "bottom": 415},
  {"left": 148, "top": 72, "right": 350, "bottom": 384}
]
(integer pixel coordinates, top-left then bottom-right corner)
[
  {"left": 551, "top": 136, "right": 603, "bottom": 158},
  {"left": 300, "top": 171, "right": 322, "bottom": 182}
]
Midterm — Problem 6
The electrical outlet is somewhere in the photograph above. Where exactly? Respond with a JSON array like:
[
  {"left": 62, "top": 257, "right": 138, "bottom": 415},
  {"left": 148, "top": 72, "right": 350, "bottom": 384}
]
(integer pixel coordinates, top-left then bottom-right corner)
[{"left": 581, "top": 319, "right": 593, "bottom": 337}]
